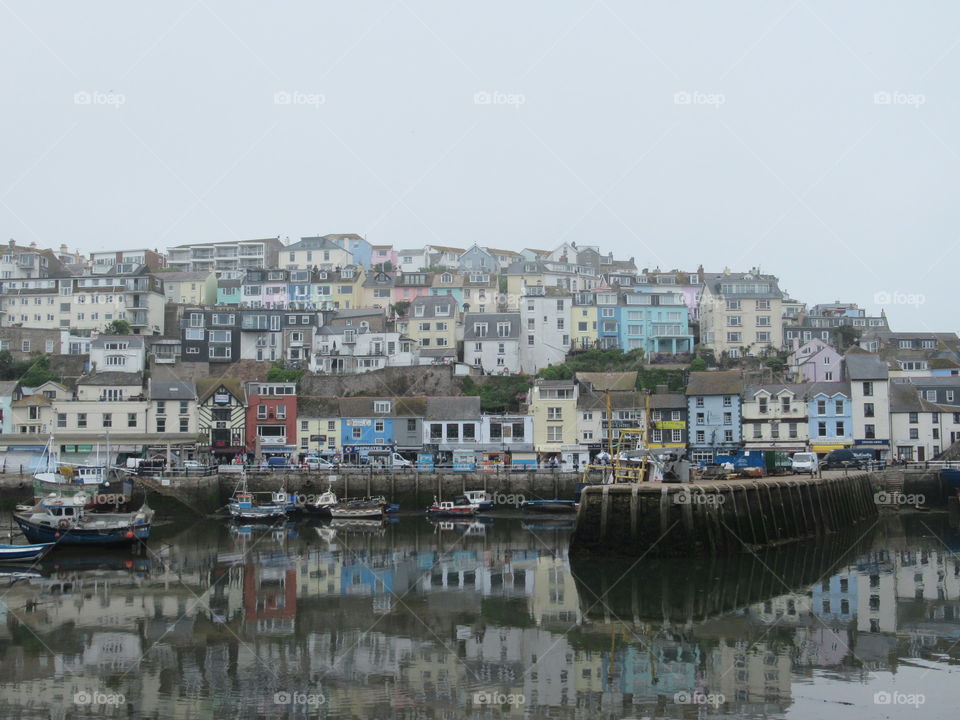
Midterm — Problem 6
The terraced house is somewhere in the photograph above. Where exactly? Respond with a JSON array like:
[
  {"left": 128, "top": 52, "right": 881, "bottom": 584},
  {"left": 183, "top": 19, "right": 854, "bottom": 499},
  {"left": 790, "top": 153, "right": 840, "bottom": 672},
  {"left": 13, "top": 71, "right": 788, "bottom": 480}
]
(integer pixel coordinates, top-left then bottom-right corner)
[
  {"left": 741, "top": 384, "right": 809, "bottom": 455},
  {"left": 399, "top": 296, "right": 458, "bottom": 362},
  {"left": 698, "top": 269, "right": 785, "bottom": 358},
  {"left": 685, "top": 371, "right": 744, "bottom": 463},
  {"left": 196, "top": 378, "right": 247, "bottom": 464}
]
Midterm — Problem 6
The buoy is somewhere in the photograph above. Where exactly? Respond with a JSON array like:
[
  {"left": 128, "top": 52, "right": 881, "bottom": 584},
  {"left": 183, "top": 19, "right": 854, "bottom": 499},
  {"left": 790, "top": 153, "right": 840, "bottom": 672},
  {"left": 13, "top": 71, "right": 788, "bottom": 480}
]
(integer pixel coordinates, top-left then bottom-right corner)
[
  {"left": 124, "top": 560, "right": 133, "bottom": 568},
  {"left": 54, "top": 532, "right": 61, "bottom": 538},
  {"left": 125, "top": 531, "right": 135, "bottom": 539}
]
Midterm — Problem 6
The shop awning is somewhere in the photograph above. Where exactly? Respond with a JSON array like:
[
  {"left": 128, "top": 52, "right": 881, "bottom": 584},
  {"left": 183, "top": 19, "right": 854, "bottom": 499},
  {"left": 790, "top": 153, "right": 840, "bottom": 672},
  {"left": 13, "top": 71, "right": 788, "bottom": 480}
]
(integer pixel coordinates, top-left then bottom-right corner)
[{"left": 810, "top": 443, "right": 851, "bottom": 453}]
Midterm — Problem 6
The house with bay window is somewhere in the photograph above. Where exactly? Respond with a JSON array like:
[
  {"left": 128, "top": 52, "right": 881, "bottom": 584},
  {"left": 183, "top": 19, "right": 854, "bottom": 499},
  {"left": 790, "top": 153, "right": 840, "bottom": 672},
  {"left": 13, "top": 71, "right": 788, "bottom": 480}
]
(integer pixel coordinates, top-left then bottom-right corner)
[
  {"left": 245, "top": 381, "right": 298, "bottom": 461},
  {"left": 196, "top": 378, "right": 247, "bottom": 463},
  {"left": 620, "top": 290, "right": 694, "bottom": 355},
  {"left": 519, "top": 286, "right": 572, "bottom": 374},
  {"left": 89, "top": 335, "right": 146, "bottom": 374},
  {"left": 889, "top": 383, "right": 959, "bottom": 461},
  {"left": 806, "top": 383, "right": 853, "bottom": 454},
  {"left": 698, "top": 270, "right": 785, "bottom": 358},
  {"left": 399, "top": 296, "right": 458, "bottom": 358},
  {"left": 147, "top": 379, "right": 198, "bottom": 442},
  {"left": 528, "top": 379, "right": 586, "bottom": 468},
  {"left": 741, "top": 384, "right": 809, "bottom": 454}
]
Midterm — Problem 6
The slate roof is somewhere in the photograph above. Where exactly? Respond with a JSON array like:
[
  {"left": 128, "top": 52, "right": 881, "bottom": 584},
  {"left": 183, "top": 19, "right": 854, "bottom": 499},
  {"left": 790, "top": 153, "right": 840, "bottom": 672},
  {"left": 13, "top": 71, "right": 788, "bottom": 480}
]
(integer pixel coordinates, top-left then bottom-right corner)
[
  {"left": 0, "top": 380, "right": 19, "bottom": 396},
  {"left": 425, "top": 396, "right": 481, "bottom": 420},
  {"left": 701, "top": 272, "right": 784, "bottom": 299},
  {"left": 649, "top": 392, "right": 686, "bottom": 409},
  {"left": 575, "top": 371, "right": 637, "bottom": 392},
  {"left": 77, "top": 372, "right": 143, "bottom": 387},
  {"left": 577, "top": 390, "right": 644, "bottom": 410},
  {"left": 285, "top": 236, "right": 347, "bottom": 252},
  {"left": 889, "top": 383, "right": 955, "bottom": 413},
  {"left": 196, "top": 378, "right": 245, "bottom": 404},
  {"left": 685, "top": 371, "right": 744, "bottom": 396},
  {"left": 844, "top": 354, "right": 889, "bottom": 380},
  {"left": 338, "top": 396, "right": 428, "bottom": 417},
  {"left": 463, "top": 313, "right": 520, "bottom": 340},
  {"left": 149, "top": 380, "right": 196, "bottom": 400},
  {"left": 90, "top": 335, "right": 145, "bottom": 350}
]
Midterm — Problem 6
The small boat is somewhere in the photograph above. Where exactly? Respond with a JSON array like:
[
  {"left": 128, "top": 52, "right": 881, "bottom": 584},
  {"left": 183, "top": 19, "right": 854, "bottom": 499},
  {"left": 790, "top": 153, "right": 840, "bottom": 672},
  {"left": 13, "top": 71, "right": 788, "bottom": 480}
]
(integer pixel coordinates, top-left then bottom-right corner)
[
  {"left": 520, "top": 499, "right": 577, "bottom": 513},
  {"left": 227, "top": 492, "right": 287, "bottom": 521},
  {"left": 330, "top": 497, "right": 387, "bottom": 520},
  {"left": 14, "top": 494, "right": 153, "bottom": 546},
  {"left": 426, "top": 496, "right": 477, "bottom": 517},
  {"left": 463, "top": 490, "right": 494, "bottom": 512},
  {"left": 0, "top": 542, "right": 55, "bottom": 562},
  {"left": 303, "top": 486, "right": 339, "bottom": 517}
]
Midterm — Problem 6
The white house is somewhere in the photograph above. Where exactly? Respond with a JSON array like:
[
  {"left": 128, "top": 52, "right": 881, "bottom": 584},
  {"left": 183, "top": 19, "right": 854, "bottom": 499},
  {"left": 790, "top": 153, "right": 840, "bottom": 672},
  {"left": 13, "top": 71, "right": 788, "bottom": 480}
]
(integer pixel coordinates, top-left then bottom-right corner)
[
  {"left": 889, "top": 383, "right": 958, "bottom": 462},
  {"left": 89, "top": 335, "right": 146, "bottom": 375},
  {"left": 845, "top": 353, "right": 892, "bottom": 460},
  {"left": 518, "top": 286, "right": 572, "bottom": 374},
  {"left": 310, "top": 327, "right": 417, "bottom": 374},
  {"left": 463, "top": 312, "right": 520, "bottom": 375},
  {"left": 741, "top": 384, "right": 809, "bottom": 453}
]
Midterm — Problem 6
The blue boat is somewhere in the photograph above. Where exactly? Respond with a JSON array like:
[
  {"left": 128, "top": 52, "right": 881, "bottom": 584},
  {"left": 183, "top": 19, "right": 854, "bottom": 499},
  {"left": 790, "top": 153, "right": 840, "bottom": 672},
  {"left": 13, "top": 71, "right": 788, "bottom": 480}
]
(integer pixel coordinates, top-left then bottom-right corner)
[
  {"left": 14, "top": 495, "right": 154, "bottom": 546},
  {"left": 520, "top": 499, "right": 577, "bottom": 513},
  {"left": 0, "top": 542, "right": 55, "bottom": 562}
]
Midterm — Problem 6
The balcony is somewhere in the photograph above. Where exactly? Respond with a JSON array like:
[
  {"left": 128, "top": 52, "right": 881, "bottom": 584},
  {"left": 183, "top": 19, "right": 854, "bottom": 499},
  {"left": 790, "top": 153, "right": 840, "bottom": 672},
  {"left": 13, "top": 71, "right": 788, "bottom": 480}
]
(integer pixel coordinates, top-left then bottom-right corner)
[
  {"left": 192, "top": 250, "right": 215, "bottom": 260},
  {"left": 128, "top": 312, "right": 149, "bottom": 327}
]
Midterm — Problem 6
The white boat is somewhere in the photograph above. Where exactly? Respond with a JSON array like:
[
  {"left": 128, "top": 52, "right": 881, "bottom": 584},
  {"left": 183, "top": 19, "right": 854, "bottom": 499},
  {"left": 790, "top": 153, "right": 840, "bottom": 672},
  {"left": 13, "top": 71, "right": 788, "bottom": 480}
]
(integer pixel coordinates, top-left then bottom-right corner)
[
  {"left": 33, "top": 436, "right": 107, "bottom": 490},
  {"left": 303, "top": 484, "right": 339, "bottom": 516},
  {"left": 463, "top": 490, "right": 494, "bottom": 511},
  {"left": 329, "top": 497, "right": 386, "bottom": 519}
]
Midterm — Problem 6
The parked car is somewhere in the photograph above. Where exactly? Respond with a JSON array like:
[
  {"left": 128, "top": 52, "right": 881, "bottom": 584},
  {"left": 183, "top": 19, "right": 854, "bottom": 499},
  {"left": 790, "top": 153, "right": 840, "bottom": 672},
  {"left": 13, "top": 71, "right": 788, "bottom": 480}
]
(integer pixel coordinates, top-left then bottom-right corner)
[
  {"left": 821, "top": 449, "right": 865, "bottom": 470},
  {"left": 265, "top": 456, "right": 291, "bottom": 468},
  {"left": 181, "top": 460, "right": 205, "bottom": 470},
  {"left": 305, "top": 457, "right": 335, "bottom": 470},
  {"left": 790, "top": 452, "right": 819, "bottom": 474}
]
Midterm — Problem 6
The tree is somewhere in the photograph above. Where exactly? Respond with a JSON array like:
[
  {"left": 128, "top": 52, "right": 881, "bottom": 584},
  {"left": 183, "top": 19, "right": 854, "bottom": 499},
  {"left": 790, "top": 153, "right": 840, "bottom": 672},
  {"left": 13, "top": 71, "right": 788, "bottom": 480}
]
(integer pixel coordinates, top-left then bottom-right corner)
[
  {"left": 689, "top": 357, "right": 707, "bottom": 371},
  {"left": 12, "top": 354, "right": 60, "bottom": 386},
  {"left": 104, "top": 319, "right": 132, "bottom": 335},
  {"left": 461, "top": 375, "right": 533, "bottom": 413},
  {"left": 266, "top": 362, "right": 305, "bottom": 383},
  {"left": 834, "top": 325, "right": 862, "bottom": 352},
  {"left": 391, "top": 301, "right": 411, "bottom": 318}
]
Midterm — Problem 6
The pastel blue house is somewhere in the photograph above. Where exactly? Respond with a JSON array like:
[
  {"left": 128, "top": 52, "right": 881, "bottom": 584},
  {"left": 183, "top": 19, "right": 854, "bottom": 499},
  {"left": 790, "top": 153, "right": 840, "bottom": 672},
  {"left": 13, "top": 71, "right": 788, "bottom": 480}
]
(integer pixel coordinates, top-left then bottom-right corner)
[
  {"left": 430, "top": 271, "right": 464, "bottom": 304},
  {"left": 811, "top": 570, "right": 857, "bottom": 622},
  {"left": 685, "top": 371, "right": 744, "bottom": 463},
  {"left": 341, "top": 416, "right": 394, "bottom": 455},
  {"left": 595, "top": 291, "right": 621, "bottom": 350},
  {"left": 217, "top": 280, "right": 241, "bottom": 306},
  {"left": 621, "top": 291, "right": 694, "bottom": 355},
  {"left": 327, "top": 234, "right": 372, "bottom": 268},
  {"left": 806, "top": 382, "right": 854, "bottom": 453},
  {"left": 457, "top": 245, "right": 496, "bottom": 271}
]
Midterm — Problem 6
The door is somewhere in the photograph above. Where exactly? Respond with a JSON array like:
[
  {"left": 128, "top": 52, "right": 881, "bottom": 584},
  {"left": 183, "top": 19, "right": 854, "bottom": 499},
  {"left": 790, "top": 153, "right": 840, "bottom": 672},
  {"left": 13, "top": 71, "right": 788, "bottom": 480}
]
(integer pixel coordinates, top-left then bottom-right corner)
[{"left": 918, "top": 446, "right": 925, "bottom": 461}]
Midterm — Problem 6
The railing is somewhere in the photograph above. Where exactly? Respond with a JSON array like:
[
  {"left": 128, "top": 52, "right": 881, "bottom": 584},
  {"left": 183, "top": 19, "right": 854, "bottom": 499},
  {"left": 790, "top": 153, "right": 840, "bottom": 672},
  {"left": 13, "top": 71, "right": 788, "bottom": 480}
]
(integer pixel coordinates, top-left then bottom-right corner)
[{"left": 903, "top": 460, "right": 960, "bottom": 471}]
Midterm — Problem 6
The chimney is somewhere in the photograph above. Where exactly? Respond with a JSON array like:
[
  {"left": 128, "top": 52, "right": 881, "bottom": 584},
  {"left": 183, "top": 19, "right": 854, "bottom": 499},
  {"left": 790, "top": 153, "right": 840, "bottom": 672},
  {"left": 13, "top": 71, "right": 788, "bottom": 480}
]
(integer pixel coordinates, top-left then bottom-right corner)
[
  {"left": 29, "top": 241, "right": 36, "bottom": 249},
  {"left": 60, "top": 244, "right": 68, "bottom": 254},
  {"left": 8, "top": 239, "right": 13, "bottom": 247}
]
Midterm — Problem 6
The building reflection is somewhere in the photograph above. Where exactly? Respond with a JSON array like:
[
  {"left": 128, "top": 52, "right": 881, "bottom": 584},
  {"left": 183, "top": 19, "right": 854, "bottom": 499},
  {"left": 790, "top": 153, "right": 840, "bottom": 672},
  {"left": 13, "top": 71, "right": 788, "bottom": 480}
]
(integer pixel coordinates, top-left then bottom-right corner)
[{"left": 0, "top": 516, "right": 957, "bottom": 718}]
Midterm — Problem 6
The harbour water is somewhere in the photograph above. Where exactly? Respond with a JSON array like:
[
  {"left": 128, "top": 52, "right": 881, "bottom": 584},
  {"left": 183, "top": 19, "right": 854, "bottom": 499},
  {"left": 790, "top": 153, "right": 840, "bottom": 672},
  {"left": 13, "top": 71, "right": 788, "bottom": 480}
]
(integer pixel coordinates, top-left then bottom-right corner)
[{"left": 0, "top": 512, "right": 956, "bottom": 718}]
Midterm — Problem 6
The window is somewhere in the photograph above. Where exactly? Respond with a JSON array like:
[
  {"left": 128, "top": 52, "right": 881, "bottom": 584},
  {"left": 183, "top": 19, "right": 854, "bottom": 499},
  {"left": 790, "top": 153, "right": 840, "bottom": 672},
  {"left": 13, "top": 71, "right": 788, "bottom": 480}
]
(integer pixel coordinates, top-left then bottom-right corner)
[
  {"left": 909, "top": 428, "right": 919, "bottom": 440},
  {"left": 864, "top": 403, "right": 875, "bottom": 418},
  {"left": 727, "top": 332, "right": 742, "bottom": 343},
  {"left": 156, "top": 417, "right": 166, "bottom": 433},
  {"left": 788, "top": 423, "right": 798, "bottom": 439},
  {"left": 836, "top": 421, "right": 845, "bottom": 436},
  {"left": 756, "top": 316, "right": 771, "bottom": 326},
  {"left": 352, "top": 427, "right": 362, "bottom": 440},
  {"left": 547, "top": 426, "right": 563, "bottom": 442},
  {"left": 156, "top": 401, "right": 166, "bottom": 416},
  {"left": 77, "top": 413, "right": 87, "bottom": 428},
  {"left": 547, "top": 407, "right": 562, "bottom": 420},
  {"left": 724, "top": 429, "right": 734, "bottom": 442},
  {"left": 817, "top": 399, "right": 826, "bottom": 415},
  {"left": 127, "top": 413, "right": 137, "bottom": 428},
  {"left": 21, "top": 340, "right": 30, "bottom": 353},
  {"left": 753, "top": 423, "right": 762, "bottom": 438},
  {"left": 374, "top": 401, "right": 391, "bottom": 413},
  {"left": 835, "top": 399, "right": 843, "bottom": 414},
  {"left": 723, "top": 412, "right": 732, "bottom": 425},
  {"left": 696, "top": 430, "right": 705, "bottom": 443},
  {"left": 723, "top": 396, "right": 732, "bottom": 407},
  {"left": 781, "top": 397, "right": 791, "bottom": 412},
  {"left": 758, "top": 397, "right": 768, "bottom": 414},
  {"left": 209, "top": 330, "right": 231, "bottom": 343},
  {"left": 56, "top": 412, "right": 66, "bottom": 428},
  {"left": 863, "top": 381, "right": 873, "bottom": 397},
  {"left": 696, "top": 397, "right": 704, "bottom": 408},
  {"left": 528, "top": 335, "right": 535, "bottom": 345},
  {"left": 102, "top": 413, "right": 112, "bottom": 428},
  {"left": 374, "top": 419, "right": 384, "bottom": 433},
  {"left": 908, "top": 412, "right": 918, "bottom": 424},
  {"left": 818, "top": 421, "right": 827, "bottom": 437},
  {"left": 865, "top": 424, "right": 875, "bottom": 439}
]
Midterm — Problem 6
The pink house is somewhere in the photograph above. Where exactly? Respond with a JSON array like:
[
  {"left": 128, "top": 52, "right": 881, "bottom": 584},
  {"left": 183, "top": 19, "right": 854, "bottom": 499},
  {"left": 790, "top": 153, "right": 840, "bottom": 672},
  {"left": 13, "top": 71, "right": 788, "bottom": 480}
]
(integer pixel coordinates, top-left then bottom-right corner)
[
  {"left": 371, "top": 244, "right": 398, "bottom": 270},
  {"left": 789, "top": 339, "right": 842, "bottom": 382}
]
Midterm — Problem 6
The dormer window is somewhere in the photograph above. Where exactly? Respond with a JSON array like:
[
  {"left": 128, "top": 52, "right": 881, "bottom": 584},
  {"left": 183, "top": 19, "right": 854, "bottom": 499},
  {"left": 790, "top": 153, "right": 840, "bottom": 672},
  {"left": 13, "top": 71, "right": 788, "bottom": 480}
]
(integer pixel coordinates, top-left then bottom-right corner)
[
  {"left": 374, "top": 401, "right": 391, "bottom": 413},
  {"left": 441, "top": 273, "right": 453, "bottom": 283},
  {"left": 414, "top": 304, "right": 425, "bottom": 317}
]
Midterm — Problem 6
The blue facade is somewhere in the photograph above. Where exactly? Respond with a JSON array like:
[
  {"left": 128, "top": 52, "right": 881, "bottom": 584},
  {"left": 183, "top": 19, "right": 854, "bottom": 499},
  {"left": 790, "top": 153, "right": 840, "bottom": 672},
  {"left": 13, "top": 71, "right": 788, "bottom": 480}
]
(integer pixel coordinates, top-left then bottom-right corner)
[
  {"left": 333, "top": 236, "right": 372, "bottom": 268},
  {"left": 597, "top": 301, "right": 621, "bottom": 350},
  {"left": 620, "top": 293, "right": 694, "bottom": 355},
  {"left": 341, "top": 417, "right": 394, "bottom": 455},
  {"left": 807, "top": 387, "right": 853, "bottom": 448},
  {"left": 810, "top": 571, "right": 857, "bottom": 621},
  {"left": 687, "top": 393, "right": 743, "bottom": 460},
  {"left": 430, "top": 285, "right": 464, "bottom": 304},
  {"left": 457, "top": 246, "right": 496, "bottom": 271},
  {"left": 217, "top": 286, "right": 241, "bottom": 305}
]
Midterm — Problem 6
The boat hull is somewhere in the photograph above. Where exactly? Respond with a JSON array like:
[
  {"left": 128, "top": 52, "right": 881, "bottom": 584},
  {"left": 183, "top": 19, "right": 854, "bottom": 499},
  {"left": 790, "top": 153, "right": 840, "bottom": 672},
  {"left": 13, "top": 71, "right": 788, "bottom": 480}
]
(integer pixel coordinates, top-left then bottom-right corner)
[
  {"left": 14, "top": 516, "right": 150, "bottom": 546},
  {"left": 426, "top": 507, "right": 476, "bottom": 517},
  {"left": 329, "top": 507, "right": 385, "bottom": 519},
  {"left": 521, "top": 500, "right": 577, "bottom": 513},
  {"left": 0, "top": 543, "right": 55, "bottom": 561}
]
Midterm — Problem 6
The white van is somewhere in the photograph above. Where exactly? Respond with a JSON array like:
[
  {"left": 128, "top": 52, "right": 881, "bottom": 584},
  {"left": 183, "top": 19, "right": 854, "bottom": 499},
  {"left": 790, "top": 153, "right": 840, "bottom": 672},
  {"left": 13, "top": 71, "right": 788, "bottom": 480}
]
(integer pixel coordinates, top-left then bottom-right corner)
[{"left": 791, "top": 452, "right": 819, "bottom": 474}]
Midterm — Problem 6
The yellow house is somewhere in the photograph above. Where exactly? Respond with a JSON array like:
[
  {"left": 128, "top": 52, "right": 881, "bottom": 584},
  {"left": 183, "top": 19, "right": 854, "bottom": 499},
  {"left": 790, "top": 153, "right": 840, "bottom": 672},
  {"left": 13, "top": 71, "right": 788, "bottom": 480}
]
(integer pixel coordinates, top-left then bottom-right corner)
[
  {"left": 157, "top": 270, "right": 217, "bottom": 306},
  {"left": 528, "top": 379, "right": 582, "bottom": 464},
  {"left": 296, "top": 397, "right": 341, "bottom": 457},
  {"left": 402, "top": 296, "right": 458, "bottom": 355},
  {"left": 313, "top": 265, "right": 365, "bottom": 310},
  {"left": 570, "top": 295, "right": 598, "bottom": 350}
]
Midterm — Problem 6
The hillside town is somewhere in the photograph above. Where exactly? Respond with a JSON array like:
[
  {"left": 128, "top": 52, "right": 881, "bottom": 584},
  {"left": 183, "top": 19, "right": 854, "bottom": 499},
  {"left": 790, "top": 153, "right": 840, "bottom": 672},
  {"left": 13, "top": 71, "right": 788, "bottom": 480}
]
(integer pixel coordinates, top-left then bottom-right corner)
[{"left": 0, "top": 235, "right": 955, "bottom": 469}]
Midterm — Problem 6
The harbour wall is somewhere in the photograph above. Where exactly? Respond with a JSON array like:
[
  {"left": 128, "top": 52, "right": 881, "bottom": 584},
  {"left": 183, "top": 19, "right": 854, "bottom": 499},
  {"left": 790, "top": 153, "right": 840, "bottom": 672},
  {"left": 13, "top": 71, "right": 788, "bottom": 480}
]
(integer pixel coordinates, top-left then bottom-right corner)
[{"left": 570, "top": 473, "right": 878, "bottom": 557}]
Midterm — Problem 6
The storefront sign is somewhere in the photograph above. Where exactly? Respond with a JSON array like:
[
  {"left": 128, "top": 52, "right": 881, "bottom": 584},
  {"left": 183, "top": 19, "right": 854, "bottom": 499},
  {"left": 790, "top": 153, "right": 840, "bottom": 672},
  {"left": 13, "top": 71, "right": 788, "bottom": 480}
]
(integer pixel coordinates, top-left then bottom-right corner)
[{"left": 346, "top": 419, "right": 372, "bottom": 427}]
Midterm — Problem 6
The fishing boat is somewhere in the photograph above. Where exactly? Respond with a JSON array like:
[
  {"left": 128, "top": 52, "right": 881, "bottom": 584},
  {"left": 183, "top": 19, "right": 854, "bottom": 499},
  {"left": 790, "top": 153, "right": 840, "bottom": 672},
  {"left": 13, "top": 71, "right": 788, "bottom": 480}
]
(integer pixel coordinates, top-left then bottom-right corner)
[
  {"left": 14, "top": 494, "right": 153, "bottom": 546},
  {"left": 0, "top": 542, "right": 55, "bottom": 562},
  {"left": 520, "top": 499, "right": 577, "bottom": 513},
  {"left": 426, "top": 496, "right": 477, "bottom": 517},
  {"left": 227, "top": 491, "right": 287, "bottom": 521},
  {"left": 329, "top": 497, "right": 387, "bottom": 520},
  {"left": 33, "top": 436, "right": 108, "bottom": 490},
  {"left": 302, "top": 485, "right": 340, "bottom": 517},
  {"left": 463, "top": 490, "right": 494, "bottom": 512}
]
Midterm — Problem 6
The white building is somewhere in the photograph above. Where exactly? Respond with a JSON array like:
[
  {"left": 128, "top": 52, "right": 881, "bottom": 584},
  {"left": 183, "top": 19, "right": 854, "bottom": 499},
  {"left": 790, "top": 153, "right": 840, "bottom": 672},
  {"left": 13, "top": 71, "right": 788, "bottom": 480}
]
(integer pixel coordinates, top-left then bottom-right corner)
[
  {"left": 518, "top": 286, "right": 571, "bottom": 374},
  {"left": 310, "top": 328, "right": 417, "bottom": 374},
  {"left": 89, "top": 335, "right": 147, "bottom": 374},
  {"left": 846, "top": 354, "right": 892, "bottom": 460},
  {"left": 463, "top": 312, "right": 521, "bottom": 375},
  {"left": 889, "top": 383, "right": 959, "bottom": 462}
]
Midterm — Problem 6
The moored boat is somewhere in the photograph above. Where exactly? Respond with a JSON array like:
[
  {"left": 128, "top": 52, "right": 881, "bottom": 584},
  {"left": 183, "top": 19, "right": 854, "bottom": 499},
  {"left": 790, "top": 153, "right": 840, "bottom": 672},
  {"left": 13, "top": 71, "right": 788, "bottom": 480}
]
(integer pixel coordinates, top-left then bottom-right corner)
[
  {"left": 329, "top": 497, "right": 387, "bottom": 520},
  {"left": 14, "top": 495, "right": 153, "bottom": 546},
  {"left": 520, "top": 499, "right": 577, "bottom": 513},
  {"left": 463, "top": 490, "right": 494, "bottom": 512},
  {"left": 227, "top": 491, "right": 287, "bottom": 521},
  {"left": 0, "top": 542, "right": 55, "bottom": 562},
  {"left": 426, "top": 496, "right": 477, "bottom": 517}
]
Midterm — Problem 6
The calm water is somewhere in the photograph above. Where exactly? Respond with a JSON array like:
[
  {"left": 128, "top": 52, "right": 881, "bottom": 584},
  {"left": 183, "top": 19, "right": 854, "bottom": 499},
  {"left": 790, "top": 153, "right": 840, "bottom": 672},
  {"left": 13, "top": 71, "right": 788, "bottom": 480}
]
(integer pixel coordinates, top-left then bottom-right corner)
[{"left": 0, "top": 511, "right": 957, "bottom": 719}]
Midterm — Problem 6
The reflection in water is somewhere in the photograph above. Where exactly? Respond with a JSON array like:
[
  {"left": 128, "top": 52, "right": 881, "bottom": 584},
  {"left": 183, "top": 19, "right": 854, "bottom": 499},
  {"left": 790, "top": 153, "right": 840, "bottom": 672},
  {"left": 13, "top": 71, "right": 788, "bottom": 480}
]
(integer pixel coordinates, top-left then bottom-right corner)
[{"left": 0, "top": 514, "right": 957, "bottom": 718}]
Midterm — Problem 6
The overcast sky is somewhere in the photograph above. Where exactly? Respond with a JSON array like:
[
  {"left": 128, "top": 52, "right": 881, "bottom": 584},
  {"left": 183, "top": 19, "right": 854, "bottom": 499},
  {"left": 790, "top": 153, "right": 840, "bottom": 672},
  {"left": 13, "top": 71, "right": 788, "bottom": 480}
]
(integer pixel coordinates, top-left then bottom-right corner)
[{"left": 1, "top": 2, "right": 956, "bottom": 331}]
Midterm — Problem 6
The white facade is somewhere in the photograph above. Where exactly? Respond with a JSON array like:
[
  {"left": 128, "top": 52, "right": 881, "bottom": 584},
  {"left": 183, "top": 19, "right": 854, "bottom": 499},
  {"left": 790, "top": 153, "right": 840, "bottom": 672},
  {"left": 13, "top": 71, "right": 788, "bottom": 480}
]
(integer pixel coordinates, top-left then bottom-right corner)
[
  {"left": 518, "top": 290, "right": 572, "bottom": 374},
  {"left": 310, "top": 330, "right": 416, "bottom": 374},
  {"left": 850, "top": 377, "right": 891, "bottom": 457}
]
